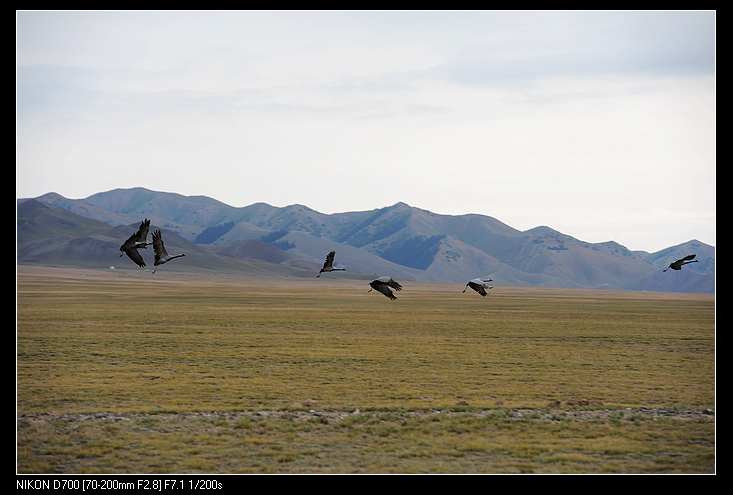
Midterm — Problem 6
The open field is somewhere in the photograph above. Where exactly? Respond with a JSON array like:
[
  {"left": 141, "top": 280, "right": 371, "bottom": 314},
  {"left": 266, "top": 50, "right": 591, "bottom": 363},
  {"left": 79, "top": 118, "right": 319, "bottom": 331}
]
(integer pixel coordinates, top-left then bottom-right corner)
[{"left": 17, "top": 265, "right": 715, "bottom": 473}]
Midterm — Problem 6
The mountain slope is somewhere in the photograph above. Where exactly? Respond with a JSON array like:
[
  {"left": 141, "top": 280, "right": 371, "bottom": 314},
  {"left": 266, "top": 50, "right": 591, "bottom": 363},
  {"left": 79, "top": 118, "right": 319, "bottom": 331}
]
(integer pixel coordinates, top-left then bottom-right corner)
[
  {"left": 17, "top": 200, "right": 319, "bottom": 277},
  {"left": 18, "top": 199, "right": 114, "bottom": 243}
]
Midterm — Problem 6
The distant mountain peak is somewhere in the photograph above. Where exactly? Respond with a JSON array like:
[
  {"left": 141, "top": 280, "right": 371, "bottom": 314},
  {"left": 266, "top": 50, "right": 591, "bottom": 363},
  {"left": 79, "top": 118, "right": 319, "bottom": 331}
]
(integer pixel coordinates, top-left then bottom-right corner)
[
  {"left": 284, "top": 203, "right": 316, "bottom": 212},
  {"left": 652, "top": 238, "right": 714, "bottom": 255},
  {"left": 687, "top": 239, "right": 708, "bottom": 247},
  {"left": 96, "top": 186, "right": 154, "bottom": 195},
  {"left": 524, "top": 225, "right": 561, "bottom": 236},
  {"left": 36, "top": 192, "right": 67, "bottom": 200}
]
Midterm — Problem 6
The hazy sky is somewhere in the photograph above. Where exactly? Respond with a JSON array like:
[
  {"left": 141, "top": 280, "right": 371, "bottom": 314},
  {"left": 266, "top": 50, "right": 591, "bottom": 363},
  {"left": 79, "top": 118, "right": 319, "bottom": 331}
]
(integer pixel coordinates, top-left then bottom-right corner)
[{"left": 17, "top": 11, "right": 715, "bottom": 252}]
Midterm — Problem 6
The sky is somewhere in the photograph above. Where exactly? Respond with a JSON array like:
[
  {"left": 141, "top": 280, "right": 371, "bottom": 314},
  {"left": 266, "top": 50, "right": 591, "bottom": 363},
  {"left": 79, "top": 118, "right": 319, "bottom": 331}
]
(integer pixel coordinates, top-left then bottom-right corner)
[{"left": 17, "top": 11, "right": 715, "bottom": 252}]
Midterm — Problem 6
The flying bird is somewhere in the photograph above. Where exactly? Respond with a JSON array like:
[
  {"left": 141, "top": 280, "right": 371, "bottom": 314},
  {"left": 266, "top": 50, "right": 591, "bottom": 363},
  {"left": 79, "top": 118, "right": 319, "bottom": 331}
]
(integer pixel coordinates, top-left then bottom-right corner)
[
  {"left": 316, "top": 250, "right": 346, "bottom": 277},
  {"left": 368, "top": 276, "right": 403, "bottom": 300},
  {"left": 119, "top": 219, "right": 151, "bottom": 268},
  {"left": 462, "top": 278, "right": 493, "bottom": 297},
  {"left": 663, "top": 254, "right": 698, "bottom": 272},
  {"left": 152, "top": 229, "right": 186, "bottom": 274}
]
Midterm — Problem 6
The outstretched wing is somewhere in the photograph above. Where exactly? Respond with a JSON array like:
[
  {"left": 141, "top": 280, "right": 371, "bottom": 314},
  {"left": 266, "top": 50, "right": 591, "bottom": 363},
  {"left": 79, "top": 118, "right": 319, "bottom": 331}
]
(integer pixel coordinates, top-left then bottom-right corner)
[
  {"left": 124, "top": 247, "right": 146, "bottom": 267},
  {"left": 152, "top": 229, "right": 169, "bottom": 264},
  {"left": 120, "top": 219, "right": 150, "bottom": 250},
  {"left": 475, "top": 285, "right": 488, "bottom": 296},
  {"left": 134, "top": 219, "right": 151, "bottom": 243},
  {"left": 322, "top": 251, "right": 335, "bottom": 270},
  {"left": 386, "top": 278, "right": 402, "bottom": 291},
  {"left": 374, "top": 283, "right": 397, "bottom": 300},
  {"left": 681, "top": 254, "right": 696, "bottom": 262},
  {"left": 120, "top": 231, "right": 137, "bottom": 251}
]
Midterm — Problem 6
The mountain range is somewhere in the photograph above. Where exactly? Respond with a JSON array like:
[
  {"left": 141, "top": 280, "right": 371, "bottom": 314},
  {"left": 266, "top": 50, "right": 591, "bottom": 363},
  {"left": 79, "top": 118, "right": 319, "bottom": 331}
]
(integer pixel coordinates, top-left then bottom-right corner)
[{"left": 17, "top": 188, "right": 714, "bottom": 292}]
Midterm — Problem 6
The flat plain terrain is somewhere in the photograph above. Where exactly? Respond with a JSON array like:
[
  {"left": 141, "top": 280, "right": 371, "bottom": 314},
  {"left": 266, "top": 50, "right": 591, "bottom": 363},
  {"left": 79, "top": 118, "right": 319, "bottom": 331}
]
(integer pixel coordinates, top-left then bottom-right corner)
[{"left": 17, "top": 266, "right": 715, "bottom": 473}]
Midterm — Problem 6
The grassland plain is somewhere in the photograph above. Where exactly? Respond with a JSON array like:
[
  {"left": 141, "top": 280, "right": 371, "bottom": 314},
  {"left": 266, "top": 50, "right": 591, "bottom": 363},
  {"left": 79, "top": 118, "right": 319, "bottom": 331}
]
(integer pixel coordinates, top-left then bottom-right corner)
[{"left": 17, "top": 266, "right": 714, "bottom": 473}]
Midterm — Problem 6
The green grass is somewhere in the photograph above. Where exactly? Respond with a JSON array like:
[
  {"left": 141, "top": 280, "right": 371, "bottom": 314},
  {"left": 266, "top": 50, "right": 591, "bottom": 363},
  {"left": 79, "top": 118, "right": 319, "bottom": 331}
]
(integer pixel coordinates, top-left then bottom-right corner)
[{"left": 17, "top": 266, "right": 715, "bottom": 473}]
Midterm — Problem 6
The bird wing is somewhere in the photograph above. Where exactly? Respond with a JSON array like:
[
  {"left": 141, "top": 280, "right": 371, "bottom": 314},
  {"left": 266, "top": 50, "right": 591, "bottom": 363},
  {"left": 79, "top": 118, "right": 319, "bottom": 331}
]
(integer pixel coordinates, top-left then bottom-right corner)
[
  {"left": 322, "top": 251, "right": 335, "bottom": 270},
  {"left": 152, "top": 229, "right": 169, "bottom": 264},
  {"left": 386, "top": 278, "right": 402, "bottom": 291},
  {"left": 124, "top": 247, "right": 146, "bottom": 267},
  {"left": 120, "top": 231, "right": 137, "bottom": 251},
  {"left": 374, "top": 283, "right": 397, "bottom": 300},
  {"left": 476, "top": 285, "right": 488, "bottom": 296},
  {"left": 134, "top": 219, "right": 151, "bottom": 243},
  {"left": 682, "top": 254, "right": 697, "bottom": 261}
]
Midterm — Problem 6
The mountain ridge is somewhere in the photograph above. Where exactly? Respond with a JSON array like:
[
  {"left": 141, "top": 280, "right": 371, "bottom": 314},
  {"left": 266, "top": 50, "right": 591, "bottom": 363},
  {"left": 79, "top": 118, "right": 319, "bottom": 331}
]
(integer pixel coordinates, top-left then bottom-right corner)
[{"left": 17, "top": 188, "right": 714, "bottom": 292}]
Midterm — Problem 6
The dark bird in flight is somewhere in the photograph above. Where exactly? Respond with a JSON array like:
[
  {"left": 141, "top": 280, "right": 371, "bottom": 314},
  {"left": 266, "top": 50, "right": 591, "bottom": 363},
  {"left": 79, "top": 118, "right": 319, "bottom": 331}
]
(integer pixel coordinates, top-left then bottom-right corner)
[
  {"left": 152, "top": 229, "right": 186, "bottom": 274},
  {"left": 462, "top": 278, "right": 493, "bottom": 297},
  {"left": 316, "top": 250, "right": 346, "bottom": 277},
  {"left": 663, "top": 254, "right": 698, "bottom": 272},
  {"left": 368, "top": 276, "right": 403, "bottom": 300},
  {"left": 119, "top": 218, "right": 151, "bottom": 268}
]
